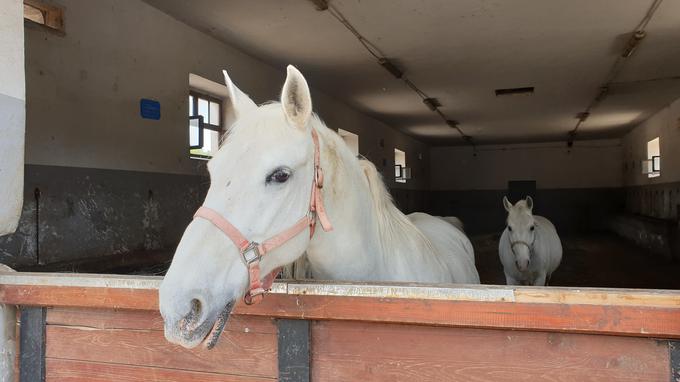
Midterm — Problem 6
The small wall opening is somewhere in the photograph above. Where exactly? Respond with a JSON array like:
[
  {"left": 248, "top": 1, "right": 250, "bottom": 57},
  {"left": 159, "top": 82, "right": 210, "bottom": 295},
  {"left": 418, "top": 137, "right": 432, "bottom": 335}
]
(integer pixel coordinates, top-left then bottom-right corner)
[
  {"left": 394, "top": 148, "right": 406, "bottom": 183},
  {"left": 646, "top": 137, "right": 660, "bottom": 178}
]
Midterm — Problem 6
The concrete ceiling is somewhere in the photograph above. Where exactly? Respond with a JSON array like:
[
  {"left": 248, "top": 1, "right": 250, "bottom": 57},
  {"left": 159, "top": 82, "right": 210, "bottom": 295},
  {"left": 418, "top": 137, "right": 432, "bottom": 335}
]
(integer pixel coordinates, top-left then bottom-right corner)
[{"left": 144, "top": 0, "right": 680, "bottom": 145}]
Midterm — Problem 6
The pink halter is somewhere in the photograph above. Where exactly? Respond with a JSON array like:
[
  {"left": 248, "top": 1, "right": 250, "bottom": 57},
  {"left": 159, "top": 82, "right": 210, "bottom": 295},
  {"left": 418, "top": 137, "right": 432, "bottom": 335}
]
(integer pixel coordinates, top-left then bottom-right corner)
[{"left": 193, "top": 129, "right": 333, "bottom": 304}]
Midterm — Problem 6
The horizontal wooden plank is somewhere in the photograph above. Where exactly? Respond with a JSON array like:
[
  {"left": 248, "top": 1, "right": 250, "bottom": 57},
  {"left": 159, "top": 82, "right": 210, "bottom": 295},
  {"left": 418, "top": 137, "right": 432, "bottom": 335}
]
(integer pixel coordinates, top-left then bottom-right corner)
[
  {"left": 311, "top": 321, "right": 670, "bottom": 382},
  {"left": 46, "top": 307, "right": 276, "bottom": 334},
  {"left": 46, "top": 358, "right": 274, "bottom": 382},
  {"left": 0, "top": 284, "right": 158, "bottom": 310},
  {"left": 241, "top": 294, "right": 680, "bottom": 339},
  {"left": 3, "top": 272, "right": 680, "bottom": 308},
  {"left": 514, "top": 288, "right": 680, "bottom": 308},
  {"left": 46, "top": 325, "right": 277, "bottom": 378},
  {"left": 2, "top": 283, "right": 679, "bottom": 338}
]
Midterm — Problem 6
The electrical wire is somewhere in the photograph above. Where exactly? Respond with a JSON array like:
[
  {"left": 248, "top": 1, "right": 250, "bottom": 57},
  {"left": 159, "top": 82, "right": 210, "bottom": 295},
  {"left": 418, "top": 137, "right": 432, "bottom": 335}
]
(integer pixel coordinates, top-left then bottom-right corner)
[
  {"left": 569, "top": 0, "right": 664, "bottom": 138},
  {"left": 324, "top": 2, "right": 473, "bottom": 145}
]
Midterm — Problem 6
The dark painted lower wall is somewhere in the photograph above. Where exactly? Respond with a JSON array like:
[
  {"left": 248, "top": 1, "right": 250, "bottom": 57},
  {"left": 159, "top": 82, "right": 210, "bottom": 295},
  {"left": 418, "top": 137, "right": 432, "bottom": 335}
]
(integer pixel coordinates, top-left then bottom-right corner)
[
  {"left": 4, "top": 165, "right": 676, "bottom": 269},
  {"left": 426, "top": 188, "right": 624, "bottom": 235},
  {"left": 615, "top": 182, "right": 680, "bottom": 261},
  {"left": 0, "top": 165, "right": 208, "bottom": 269},
  {"left": 624, "top": 182, "right": 680, "bottom": 221}
]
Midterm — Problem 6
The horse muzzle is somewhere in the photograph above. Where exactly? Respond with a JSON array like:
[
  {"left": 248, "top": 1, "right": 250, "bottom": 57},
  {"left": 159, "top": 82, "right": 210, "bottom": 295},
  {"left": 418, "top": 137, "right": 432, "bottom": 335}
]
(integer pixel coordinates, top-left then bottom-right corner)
[
  {"left": 515, "top": 258, "right": 530, "bottom": 272},
  {"left": 162, "top": 296, "right": 234, "bottom": 349}
]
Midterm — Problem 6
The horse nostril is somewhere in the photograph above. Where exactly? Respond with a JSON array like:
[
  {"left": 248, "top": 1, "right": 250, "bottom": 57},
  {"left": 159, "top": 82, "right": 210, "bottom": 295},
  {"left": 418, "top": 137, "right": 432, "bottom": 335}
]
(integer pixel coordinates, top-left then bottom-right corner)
[
  {"left": 515, "top": 260, "right": 520, "bottom": 268},
  {"left": 191, "top": 298, "right": 201, "bottom": 315},
  {"left": 180, "top": 298, "right": 204, "bottom": 332}
]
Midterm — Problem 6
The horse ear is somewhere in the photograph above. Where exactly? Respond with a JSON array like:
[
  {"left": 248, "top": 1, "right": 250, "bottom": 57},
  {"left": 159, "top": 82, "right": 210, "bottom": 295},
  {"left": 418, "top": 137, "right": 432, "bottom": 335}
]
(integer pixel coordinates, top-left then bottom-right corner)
[
  {"left": 222, "top": 69, "right": 257, "bottom": 131},
  {"left": 281, "top": 65, "right": 312, "bottom": 130},
  {"left": 502, "top": 196, "right": 512, "bottom": 212},
  {"left": 525, "top": 196, "right": 534, "bottom": 211}
]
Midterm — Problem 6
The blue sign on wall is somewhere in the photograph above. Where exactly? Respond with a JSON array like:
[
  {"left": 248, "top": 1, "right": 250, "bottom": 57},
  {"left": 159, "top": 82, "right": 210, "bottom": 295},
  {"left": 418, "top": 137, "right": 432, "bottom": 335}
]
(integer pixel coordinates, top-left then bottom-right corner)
[{"left": 140, "top": 99, "right": 161, "bottom": 120}]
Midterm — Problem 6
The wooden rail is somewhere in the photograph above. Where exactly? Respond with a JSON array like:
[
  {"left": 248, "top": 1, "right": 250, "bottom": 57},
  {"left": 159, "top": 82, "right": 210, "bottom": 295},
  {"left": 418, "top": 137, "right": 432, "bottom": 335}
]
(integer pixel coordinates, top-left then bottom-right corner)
[
  {"left": 2, "top": 271, "right": 680, "bottom": 381},
  {"left": 1, "top": 272, "right": 680, "bottom": 338}
]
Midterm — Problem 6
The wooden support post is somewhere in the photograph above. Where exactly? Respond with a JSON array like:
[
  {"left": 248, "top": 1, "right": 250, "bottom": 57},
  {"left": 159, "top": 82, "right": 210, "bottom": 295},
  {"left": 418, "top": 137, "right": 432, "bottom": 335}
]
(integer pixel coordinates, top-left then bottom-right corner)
[
  {"left": 277, "top": 319, "right": 310, "bottom": 382},
  {"left": 0, "top": 264, "right": 17, "bottom": 382},
  {"left": 0, "top": 303, "right": 16, "bottom": 382},
  {"left": 671, "top": 340, "right": 680, "bottom": 382},
  {"left": 19, "top": 307, "right": 45, "bottom": 382}
]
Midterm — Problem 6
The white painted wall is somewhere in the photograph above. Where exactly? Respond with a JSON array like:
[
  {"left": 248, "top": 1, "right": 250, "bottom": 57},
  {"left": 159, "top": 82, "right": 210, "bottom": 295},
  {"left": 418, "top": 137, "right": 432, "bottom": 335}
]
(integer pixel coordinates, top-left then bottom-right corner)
[
  {"left": 430, "top": 139, "right": 622, "bottom": 190},
  {"left": 622, "top": 97, "right": 680, "bottom": 186},
  {"left": 24, "top": 0, "right": 429, "bottom": 189},
  {"left": 0, "top": 0, "right": 25, "bottom": 236}
]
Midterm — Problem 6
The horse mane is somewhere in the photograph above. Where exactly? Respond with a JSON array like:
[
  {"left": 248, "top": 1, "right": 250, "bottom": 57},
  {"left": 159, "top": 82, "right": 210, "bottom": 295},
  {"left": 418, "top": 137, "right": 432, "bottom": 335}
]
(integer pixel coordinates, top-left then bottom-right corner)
[{"left": 356, "top": 159, "right": 440, "bottom": 267}]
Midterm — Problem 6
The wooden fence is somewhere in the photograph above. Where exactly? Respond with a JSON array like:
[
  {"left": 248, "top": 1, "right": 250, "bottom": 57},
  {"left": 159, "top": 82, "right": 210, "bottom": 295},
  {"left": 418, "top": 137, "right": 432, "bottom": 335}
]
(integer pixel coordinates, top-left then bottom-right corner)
[{"left": 1, "top": 272, "right": 679, "bottom": 381}]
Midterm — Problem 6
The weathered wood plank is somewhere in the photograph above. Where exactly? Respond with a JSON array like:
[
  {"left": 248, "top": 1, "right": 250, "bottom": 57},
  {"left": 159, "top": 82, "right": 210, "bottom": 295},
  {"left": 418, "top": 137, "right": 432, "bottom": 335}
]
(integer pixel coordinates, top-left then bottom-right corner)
[
  {"left": 3, "top": 272, "right": 680, "bottom": 308},
  {"left": 277, "top": 319, "right": 310, "bottom": 382},
  {"left": 45, "top": 325, "right": 277, "bottom": 378},
  {"left": 311, "top": 321, "right": 670, "bottom": 382},
  {"left": 2, "top": 284, "right": 679, "bottom": 338},
  {"left": 1, "top": 285, "right": 158, "bottom": 310},
  {"left": 241, "top": 295, "right": 680, "bottom": 339},
  {"left": 45, "top": 358, "right": 275, "bottom": 382},
  {"left": 46, "top": 307, "right": 276, "bottom": 334},
  {"left": 19, "top": 307, "right": 45, "bottom": 382}
]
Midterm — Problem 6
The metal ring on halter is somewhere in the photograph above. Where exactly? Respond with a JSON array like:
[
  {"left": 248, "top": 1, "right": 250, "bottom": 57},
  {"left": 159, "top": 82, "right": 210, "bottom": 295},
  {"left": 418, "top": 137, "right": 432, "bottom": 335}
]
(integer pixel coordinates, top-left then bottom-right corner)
[{"left": 241, "top": 242, "right": 261, "bottom": 265}]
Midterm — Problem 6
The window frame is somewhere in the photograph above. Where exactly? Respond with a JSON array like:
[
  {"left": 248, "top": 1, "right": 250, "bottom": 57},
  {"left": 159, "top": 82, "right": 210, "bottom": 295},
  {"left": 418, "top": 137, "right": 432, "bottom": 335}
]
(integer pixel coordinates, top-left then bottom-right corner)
[
  {"left": 646, "top": 137, "right": 660, "bottom": 178},
  {"left": 189, "top": 91, "right": 223, "bottom": 160},
  {"left": 394, "top": 148, "right": 407, "bottom": 184}
]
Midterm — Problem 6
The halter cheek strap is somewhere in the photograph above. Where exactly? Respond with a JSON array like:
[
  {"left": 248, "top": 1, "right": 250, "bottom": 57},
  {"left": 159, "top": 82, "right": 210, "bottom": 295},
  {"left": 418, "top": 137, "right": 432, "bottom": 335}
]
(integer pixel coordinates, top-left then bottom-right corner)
[{"left": 193, "top": 129, "right": 332, "bottom": 305}]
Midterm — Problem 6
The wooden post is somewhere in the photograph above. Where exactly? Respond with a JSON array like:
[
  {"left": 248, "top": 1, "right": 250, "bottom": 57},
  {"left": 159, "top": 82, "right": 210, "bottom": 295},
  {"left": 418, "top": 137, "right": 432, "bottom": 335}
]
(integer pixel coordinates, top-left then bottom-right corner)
[
  {"left": 277, "top": 319, "right": 311, "bottom": 382},
  {"left": 0, "top": 264, "right": 16, "bottom": 382},
  {"left": 671, "top": 340, "right": 680, "bottom": 382},
  {"left": 0, "top": 302, "right": 16, "bottom": 382},
  {"left": 19, "top": 307, "right": 45, "bottom": 382}
]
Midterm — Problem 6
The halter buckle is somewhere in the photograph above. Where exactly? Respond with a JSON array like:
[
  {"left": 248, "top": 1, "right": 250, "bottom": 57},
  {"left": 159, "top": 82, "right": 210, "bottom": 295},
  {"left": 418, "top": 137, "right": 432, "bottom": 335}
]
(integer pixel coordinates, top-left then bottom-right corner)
[
  {"left": 241, "top": 242, "right": 261, "bottom": 265},
  {"left": 315, "top": 166, "right": 324, "bottom": 188}
]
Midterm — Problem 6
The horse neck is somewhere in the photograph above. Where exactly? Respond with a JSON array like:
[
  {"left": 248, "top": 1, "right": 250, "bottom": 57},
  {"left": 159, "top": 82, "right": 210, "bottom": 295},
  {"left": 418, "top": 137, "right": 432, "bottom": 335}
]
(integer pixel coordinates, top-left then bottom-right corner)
[{"left": 304, "top": 128, "right": 384, "bottom": 281}]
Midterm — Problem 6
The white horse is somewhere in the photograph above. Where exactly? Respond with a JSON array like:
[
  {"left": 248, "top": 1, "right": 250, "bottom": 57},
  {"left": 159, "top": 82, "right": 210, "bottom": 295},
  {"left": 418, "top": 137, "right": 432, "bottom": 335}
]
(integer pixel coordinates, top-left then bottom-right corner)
[
  {"left": 498, "top": 196, "right": 562, "bottom": 286},
  {"left": 281, "top": 161, "right": 467, "bottom": 281},
  {"left": 436, "top": 216, "right": 464, "bottom": 232},
  {"left": 160, "top": 65, "right": 479, "bottom": 348}
]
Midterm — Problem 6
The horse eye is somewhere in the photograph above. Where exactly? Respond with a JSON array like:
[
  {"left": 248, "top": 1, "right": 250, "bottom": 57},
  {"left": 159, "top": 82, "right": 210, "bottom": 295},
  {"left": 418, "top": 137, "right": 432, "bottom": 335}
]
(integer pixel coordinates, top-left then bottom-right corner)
[
  {"left": 507, "top": 226, "right": 512, "bottom": 232},
  {"left": 530, "top": 226, "right": 535, "bottom": 231},
  {"left": 266, "top": 167, "right": 292, "bottom": 184}
]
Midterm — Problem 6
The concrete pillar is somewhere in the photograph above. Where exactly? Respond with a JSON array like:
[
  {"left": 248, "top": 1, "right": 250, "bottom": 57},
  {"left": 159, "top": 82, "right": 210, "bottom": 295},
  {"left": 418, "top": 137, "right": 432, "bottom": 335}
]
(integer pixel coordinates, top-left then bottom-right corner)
[{"left": 0, "top": 0, "right": 26, "bottom": 236}]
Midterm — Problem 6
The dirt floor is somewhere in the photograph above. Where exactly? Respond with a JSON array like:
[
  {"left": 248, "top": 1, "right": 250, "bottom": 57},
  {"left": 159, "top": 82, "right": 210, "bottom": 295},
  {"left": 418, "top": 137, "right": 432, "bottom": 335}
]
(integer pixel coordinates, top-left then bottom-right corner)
[{"left": 473, "top": 232, "right": 680, "bottom": 289}]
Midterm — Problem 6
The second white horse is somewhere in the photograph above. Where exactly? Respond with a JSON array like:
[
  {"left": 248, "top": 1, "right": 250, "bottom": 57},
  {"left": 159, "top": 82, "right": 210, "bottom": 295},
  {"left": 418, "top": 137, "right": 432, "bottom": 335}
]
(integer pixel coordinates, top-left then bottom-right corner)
[{"left": 499, "top": 196, "right": 562, "bottom": 286}]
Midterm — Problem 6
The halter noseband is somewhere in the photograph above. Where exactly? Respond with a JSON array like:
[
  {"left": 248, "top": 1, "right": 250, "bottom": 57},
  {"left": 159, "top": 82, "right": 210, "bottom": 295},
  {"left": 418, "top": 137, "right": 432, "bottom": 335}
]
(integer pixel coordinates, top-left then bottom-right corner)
[
  {"left": 193, "top": 129, "right": 332, "bottom": 305},
  {"left": 509, "top": 228, "right": 537, "bottom": 258}
]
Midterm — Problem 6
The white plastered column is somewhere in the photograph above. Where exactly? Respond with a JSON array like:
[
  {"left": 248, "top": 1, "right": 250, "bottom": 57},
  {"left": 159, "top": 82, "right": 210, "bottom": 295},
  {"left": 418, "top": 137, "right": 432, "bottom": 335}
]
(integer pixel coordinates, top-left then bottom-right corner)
[{"left": 0, "top": 0, "right": 26, "bottom": 236}]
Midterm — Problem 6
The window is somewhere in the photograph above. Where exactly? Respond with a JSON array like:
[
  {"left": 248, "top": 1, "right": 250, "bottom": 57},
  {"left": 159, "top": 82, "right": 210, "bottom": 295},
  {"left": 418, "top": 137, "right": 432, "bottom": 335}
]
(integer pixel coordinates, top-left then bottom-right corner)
[
  {"left": 394, "top": 148, "right": 407, "bottom": 183},
  {"left": 646, "top": 137, "right": 660, "bottom": 178},
  {"left": 23, "top": 0, "right": 64, "bottom": 32},
  {"left": 338, "top": 129, "right": 359, "bottom": 156},
  {"left": 189, "top": 91, "right": 222, "bottom": 159}
]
